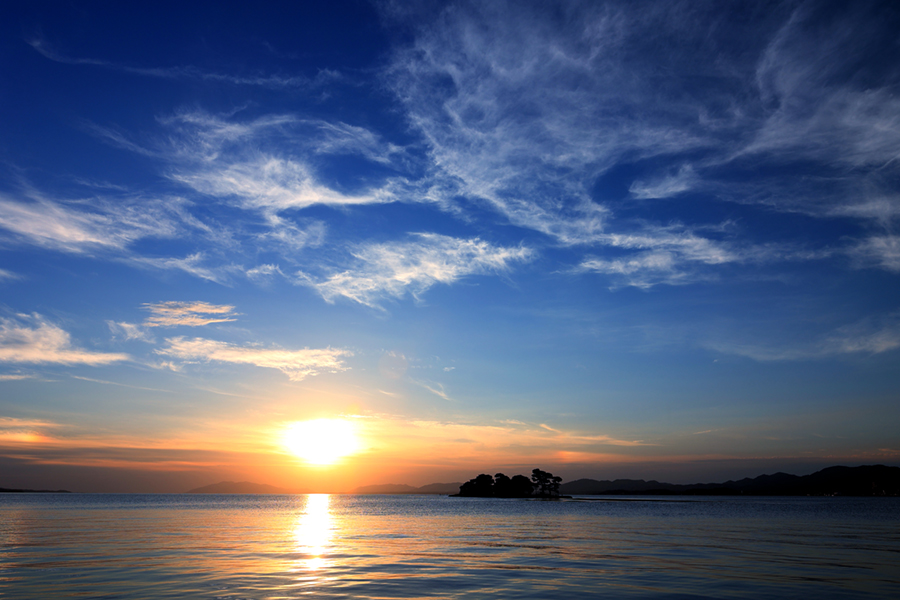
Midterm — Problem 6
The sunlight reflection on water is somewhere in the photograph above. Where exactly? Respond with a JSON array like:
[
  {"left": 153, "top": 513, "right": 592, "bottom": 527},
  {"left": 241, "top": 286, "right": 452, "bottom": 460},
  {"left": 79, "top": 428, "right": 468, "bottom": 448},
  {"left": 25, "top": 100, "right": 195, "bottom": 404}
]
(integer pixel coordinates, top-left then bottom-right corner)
[
  {"left": 0, "top": 494, "right": 898, "bottom": 599},
  {"left": 293, "top": 493, "right": 332, "bottom": 575}
]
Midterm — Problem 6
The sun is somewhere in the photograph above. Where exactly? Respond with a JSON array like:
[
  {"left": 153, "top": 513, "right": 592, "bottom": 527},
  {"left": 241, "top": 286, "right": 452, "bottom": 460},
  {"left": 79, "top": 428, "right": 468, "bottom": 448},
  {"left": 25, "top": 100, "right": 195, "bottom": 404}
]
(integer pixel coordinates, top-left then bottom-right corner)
[{"left": 283, "top": 419, "right": 359, "bottom": 465}]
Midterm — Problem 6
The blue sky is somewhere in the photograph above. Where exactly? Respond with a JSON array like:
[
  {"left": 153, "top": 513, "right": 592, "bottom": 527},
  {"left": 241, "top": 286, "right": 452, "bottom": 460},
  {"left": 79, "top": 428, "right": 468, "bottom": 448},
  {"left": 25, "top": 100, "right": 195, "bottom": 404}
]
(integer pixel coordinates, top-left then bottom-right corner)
[{"left": 1, "top": 0, "right": 899, "bottom": 492}]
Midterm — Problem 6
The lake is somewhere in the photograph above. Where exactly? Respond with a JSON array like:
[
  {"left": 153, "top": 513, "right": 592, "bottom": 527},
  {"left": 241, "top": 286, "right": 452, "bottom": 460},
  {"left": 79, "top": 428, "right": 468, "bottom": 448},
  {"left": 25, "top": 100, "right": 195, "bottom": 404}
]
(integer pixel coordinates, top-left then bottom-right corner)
[{"left": 1, "top": 494, "right": 898, "bottom": 598}]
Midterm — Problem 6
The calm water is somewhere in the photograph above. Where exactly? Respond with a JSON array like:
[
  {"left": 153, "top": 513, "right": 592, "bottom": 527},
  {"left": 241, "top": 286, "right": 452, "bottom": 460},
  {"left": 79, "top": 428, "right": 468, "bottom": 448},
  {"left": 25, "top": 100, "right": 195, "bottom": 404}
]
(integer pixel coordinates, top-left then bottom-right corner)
[{"left": 1, "top": 494, "right": 898, "bottom": 599}]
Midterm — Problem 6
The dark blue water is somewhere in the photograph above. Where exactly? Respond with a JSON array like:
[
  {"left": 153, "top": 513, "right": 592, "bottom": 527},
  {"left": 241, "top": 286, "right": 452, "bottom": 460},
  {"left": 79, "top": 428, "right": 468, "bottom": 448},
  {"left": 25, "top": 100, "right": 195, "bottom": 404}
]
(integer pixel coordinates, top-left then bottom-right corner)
[{"left": 1, "top": 494, "right": 898, "bottom": 598}]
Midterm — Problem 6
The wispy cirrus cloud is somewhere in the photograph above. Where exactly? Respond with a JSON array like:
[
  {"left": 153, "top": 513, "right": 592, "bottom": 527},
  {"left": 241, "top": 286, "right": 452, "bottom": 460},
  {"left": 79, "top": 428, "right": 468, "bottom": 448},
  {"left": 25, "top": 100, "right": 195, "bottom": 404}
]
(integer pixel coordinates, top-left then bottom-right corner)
[
  {"left": 156, "top": 337, "right": 350, "bottom": 381},
  {"left": 846, "top": 234, "right": 900, "bottom": 273},
  {"left": 159, "top": 111, "right": 404, "bottom": 214},
  {"left": 0, "top": 373, "right": 33, "bottom": 381},
  {"left": 0, "top": 314, "right": 128, "bottom": 365},
  {"left": 298, "top": 233, "right": 533, "bottom": 308},
  {"left": 28, "top": 36, "right": 342, "bottom": 90},
  {"left": 707, "top": 311, "right": 900, "bottom": 361},
  {"left": 745, "top": 3, "right": 900, "bottom": 171},
  {"left": 385, "top": 0, "right": 900, "bottom": 284},
  {"left": 358, "top": 414, "right": 653, "bottom": 468},
  {"left": 109, "top": 302, "right": 239, "bottom": 344},
  {"left": 143, "top": 301, "right": 239, "bottom": 328},
  {"left": 107, "top": 321, "right": 155, "bottom": 343},
  {"left": 578, "top": 225, "right": 739, "bottom": 288},
  {"left": 0, "top": 192, "right": 182, "bottom": 254},
  {"left": 92, "top": 110, "right": 406, "bottom": 256},
  {"left": 629, "top": 166, "right": 697, "bottom": 200},
  {"left": 0, "top": 416, "right": 63, "bottom": 444},
  {"left": 127, "top": 253, "right": 242, "bottom": 285},
  {"left": 386, "top": 2, "right": 722, "bottom": 245}
]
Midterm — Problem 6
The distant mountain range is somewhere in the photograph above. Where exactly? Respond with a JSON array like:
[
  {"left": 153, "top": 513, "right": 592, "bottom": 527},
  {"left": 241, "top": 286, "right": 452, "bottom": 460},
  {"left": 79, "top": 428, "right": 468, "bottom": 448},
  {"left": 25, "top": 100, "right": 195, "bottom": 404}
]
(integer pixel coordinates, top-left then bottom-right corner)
[
  {"left": 0, "top": 487, "right": 71, "bottom": 493},
  {"left": 184, "top": 481, "right": 463, "bottom": 494},
  {"left": 352, "top": 482, "right": 462, "bottom": 495},
  {"left": 186, "top": 481, "right": 301, "bottom": 494},
  {"left": 181, "top": 465, "right": 899, "bottom": 496},
  {"left": 560, "top": 465, "right": 900, "bottom": 496}
]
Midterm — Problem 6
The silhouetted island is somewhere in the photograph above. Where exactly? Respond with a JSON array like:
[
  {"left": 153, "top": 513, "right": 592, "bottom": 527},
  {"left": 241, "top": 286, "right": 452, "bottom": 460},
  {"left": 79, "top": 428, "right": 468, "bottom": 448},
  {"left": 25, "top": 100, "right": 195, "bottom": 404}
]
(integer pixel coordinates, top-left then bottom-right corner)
[{"left": 452, "top": 468, "right": 568, "bottom": 498}]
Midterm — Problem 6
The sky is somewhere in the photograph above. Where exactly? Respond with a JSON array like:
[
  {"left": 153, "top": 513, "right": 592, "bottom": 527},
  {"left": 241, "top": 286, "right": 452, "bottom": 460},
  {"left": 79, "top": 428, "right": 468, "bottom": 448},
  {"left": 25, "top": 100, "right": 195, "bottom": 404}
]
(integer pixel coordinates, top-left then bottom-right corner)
[{"left": 1, "top": 0, "right": 899, "bottom": 493}]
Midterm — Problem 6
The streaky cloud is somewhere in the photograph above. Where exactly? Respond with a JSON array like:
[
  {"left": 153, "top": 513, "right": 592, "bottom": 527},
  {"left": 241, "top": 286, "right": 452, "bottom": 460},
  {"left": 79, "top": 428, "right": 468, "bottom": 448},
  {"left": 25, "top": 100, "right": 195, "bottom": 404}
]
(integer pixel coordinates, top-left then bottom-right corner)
[
  {"left": 142, "top": 301, "right": 239, "bottom": 328},
  {"left": 0, "top": 193, "right": 182, "bottom": 254},
  {"left": 107, "top": 321, "right": 155, "bottom": 343},
  {"left": 128, "top": 253, "right": 242, "bottom": 285},
  {"left": 0, "top": 314, "right": 129, "bottom": 365},
  {"left": 28, "top": 36, "right": 340, "bottom": 90},
  {"left": 156, "top": 337, "right": 351, "bottom": 381},
  {"left": 707, "top": 310, "right": 900, "bottom": 361},
  {"left": 298, "top": 233, "right": 533, "bottom": 308},
  {"left": 846, "top": 234, "right": 900, "bottom": 273}
]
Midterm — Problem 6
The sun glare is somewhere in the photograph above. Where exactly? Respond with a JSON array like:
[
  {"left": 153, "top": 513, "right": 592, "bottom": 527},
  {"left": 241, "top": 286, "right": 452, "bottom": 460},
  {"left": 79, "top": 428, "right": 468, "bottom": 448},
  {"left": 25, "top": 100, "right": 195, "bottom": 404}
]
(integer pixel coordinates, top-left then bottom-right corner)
[{"left": 283, "top": 419, "right": 359, "bottom": 465}]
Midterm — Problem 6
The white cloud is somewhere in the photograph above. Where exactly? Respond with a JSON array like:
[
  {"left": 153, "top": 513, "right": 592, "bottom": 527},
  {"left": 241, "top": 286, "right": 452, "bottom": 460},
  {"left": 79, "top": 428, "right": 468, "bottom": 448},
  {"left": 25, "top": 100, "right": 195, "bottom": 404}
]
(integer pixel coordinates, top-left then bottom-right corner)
[
  {"left": 629, "top": 166, "right": 697, "bottom": 200},
  {"left": 580, "top": 252, "right": 683, "bottom": 289},
  {"left": 826, "top": 312, "right": 900, "bottom": 355},
  {"left": 0, "top": 373, "right": 33, "bottom": 381},
  {"left": 0, "top": 194, "right": 180, "bottom": 254},
  {"left": 412, "top": 379, "right": 452, "bottom": 401},
  {"left": 156, "top": 337, "right": 350, "bottom": 381},
  {"left": 708, "top": 311, "right": 900, "bottom": 361},
  {"left": 579, "top": 225, "right": 739, "bottom": 288},
  {"left": 29, "top": 36, "right": 339, "bottom": 90},
  {"left": 107, "top": 321, "right": 155, "bottom": 343},
  {"left": 107, "top": 302, "right": 237, "bottom": 343},
  {"left": 159, "top": 111, "right": 403, "bottom": 218},
  {"left": 846, "top": 235, "right": 900, "bottom": 273},
  {"left": 142, "top": 301, "right": 239, "bottom": 327},
  {"left": 830, "top": 197, "right": 900, "bottom": 225},
  {"left": 309, "top": 120, "right": 407, "bottom": 165},
  {"left": 386, "top": 2, "right": 716, "bottom": 245},
  {"left": 129, "top": 253, "right": 241, "bottom": 284},
  {"left": 171, "top": 154, "right": 389, "bottom": 213},
  {"left": 245, "top": 264, "right": 285, "bottom": 281},
  {"left": 298, "top": 233, "right": 533, "bottom": 308},
  {"left": 385, "top": 1, "right": 900, "bottom": 278},
  {"left": 747, "top": 4, "right": 900, "bottom": 170},
  {"left": 0, "top": 268, "right": 19, "bottom": 280},
  {"left": 0, "top": 315, "right": 129, "bottom": 365}
]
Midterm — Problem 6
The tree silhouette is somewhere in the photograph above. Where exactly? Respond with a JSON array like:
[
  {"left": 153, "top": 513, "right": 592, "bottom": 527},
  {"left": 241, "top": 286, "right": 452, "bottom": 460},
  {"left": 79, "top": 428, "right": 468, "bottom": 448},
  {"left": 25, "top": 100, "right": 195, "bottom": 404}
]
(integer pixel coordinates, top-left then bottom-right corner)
[
  {"left": 455, "top": 468, "right": 564, "bottom": 498},
  {"left": 458, "top": 473, "right": 494, "bottom": 496},
  {"left": 531, "top": 468, "right": 563, "bottom": 497},
  {"left": 509, "top": 474, "right": 534, "bottom": 497},
  {"left": 493, "top": 473, "right": 512, "bottom": 496}
]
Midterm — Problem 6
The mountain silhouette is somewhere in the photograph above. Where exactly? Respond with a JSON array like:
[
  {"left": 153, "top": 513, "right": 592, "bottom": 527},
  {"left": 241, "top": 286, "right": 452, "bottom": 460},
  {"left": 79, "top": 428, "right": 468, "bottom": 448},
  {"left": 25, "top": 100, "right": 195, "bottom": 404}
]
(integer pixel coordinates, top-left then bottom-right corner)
[
  {"left": 560, "top": 465, "right": 900, "bottom": 496},
  {"left": 352, "top": 482, "right": 462, "bottom": 494},
  {"left": 186, "top": 481, "right": 299, "bottom": 494}
]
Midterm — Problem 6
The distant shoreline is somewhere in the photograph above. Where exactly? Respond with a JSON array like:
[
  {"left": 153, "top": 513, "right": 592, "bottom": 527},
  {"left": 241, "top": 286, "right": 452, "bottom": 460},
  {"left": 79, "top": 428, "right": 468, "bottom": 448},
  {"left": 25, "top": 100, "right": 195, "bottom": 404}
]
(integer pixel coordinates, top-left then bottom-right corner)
[{"left": 0, "top": 487, "right": 71, "bottom": 493}]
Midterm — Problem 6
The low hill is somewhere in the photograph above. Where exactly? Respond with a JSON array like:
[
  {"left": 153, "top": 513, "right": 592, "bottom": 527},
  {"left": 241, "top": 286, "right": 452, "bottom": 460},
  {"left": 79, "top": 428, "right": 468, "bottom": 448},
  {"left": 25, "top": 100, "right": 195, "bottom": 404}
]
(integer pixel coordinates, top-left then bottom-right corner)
[
  {"left": 0, "top": 487, "right": 71, "bottom": 493},
  {"left": 186, "top": 481, "right": 299, "bottom": 494},
  {"left": 353, "top": 482, "right": 462, "bottom": 495},
  {"left": 559, "top": 465, "right": 900, "bottom": 496}
]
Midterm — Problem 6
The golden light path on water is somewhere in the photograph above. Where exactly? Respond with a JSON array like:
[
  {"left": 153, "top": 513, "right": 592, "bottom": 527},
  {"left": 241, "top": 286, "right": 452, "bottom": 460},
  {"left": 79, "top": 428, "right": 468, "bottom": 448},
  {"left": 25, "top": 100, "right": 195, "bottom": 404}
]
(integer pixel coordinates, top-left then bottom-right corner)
[{"left": 293, "top": 494, "right": 334, "bottom": 578}]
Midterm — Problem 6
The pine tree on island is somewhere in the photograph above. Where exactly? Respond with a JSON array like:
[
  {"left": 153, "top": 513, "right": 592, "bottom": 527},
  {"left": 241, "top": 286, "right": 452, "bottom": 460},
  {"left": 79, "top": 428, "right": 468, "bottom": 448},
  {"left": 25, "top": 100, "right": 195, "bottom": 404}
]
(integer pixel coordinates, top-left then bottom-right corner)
[{"left": 453, "top": 468, "right": 565, "bottom": 498}]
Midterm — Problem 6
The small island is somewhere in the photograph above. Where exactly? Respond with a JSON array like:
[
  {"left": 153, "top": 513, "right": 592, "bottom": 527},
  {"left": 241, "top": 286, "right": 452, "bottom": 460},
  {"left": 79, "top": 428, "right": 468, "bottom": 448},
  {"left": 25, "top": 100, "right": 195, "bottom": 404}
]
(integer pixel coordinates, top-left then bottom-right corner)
[{"left": 452, "top": 468, "right": 567, "bottom": 498}]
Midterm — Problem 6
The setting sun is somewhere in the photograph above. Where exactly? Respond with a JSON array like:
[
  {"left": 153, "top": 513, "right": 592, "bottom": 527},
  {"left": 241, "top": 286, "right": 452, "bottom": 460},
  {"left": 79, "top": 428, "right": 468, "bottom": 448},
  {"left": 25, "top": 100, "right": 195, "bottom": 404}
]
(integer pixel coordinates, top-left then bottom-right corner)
[{"left": 283, "top": 419, "right": 359, "bottom": 465}]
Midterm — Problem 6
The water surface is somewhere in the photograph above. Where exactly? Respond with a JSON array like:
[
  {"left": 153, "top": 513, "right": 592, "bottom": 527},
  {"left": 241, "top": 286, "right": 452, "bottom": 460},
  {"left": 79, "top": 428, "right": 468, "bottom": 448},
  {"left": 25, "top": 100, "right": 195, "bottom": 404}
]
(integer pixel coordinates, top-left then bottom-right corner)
[{"left": 1, "top": 494, "right": 898, "bottom": 598}]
